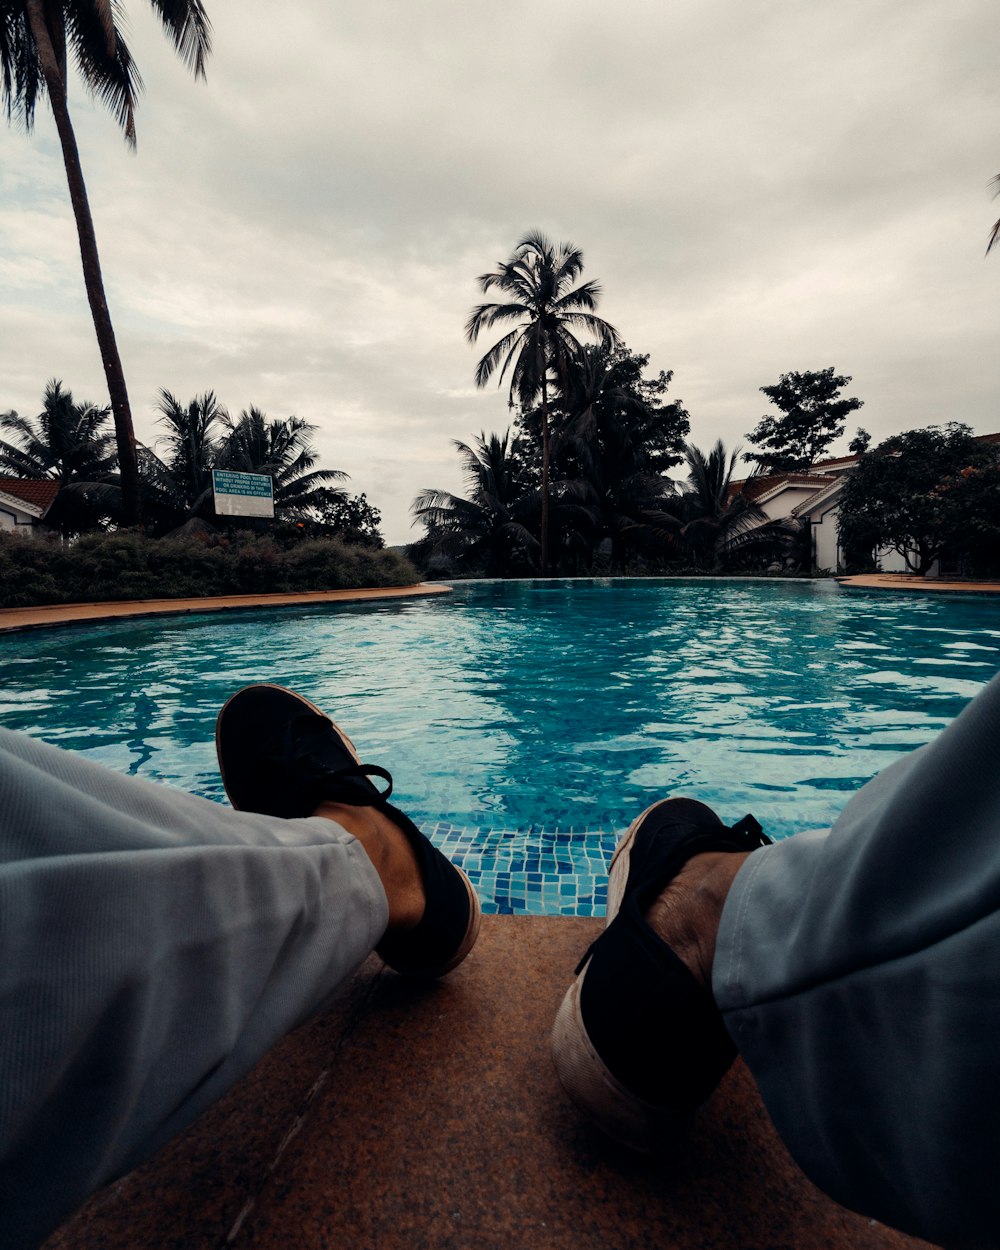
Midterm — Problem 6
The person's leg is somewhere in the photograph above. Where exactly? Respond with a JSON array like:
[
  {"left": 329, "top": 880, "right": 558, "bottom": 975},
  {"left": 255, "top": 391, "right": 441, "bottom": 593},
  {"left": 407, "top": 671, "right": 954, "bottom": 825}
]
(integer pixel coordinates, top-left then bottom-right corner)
[
  {"left": 0, "top": 702, "right": 469, "bottom": 1250},
  {"left": 554, "top": 670, "right": 1000, "bottom": 1248},
  {"left": 714, "top": 669, "right": 1000, "bottom": 1247}
]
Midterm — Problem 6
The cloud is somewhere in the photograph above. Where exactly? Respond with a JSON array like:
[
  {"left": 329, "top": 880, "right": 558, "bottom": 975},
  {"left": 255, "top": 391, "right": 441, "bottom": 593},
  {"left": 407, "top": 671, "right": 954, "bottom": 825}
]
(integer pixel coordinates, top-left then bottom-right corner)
[{"left": 1, "top": 0, "right": 997, "bottom": 543}]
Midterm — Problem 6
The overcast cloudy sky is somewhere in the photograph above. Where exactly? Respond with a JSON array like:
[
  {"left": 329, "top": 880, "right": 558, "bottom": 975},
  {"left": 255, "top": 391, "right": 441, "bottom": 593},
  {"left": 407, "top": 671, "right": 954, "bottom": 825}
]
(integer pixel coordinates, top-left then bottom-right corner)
[{"left": 1, "top": 0, "right": 997, "bottom": 543}]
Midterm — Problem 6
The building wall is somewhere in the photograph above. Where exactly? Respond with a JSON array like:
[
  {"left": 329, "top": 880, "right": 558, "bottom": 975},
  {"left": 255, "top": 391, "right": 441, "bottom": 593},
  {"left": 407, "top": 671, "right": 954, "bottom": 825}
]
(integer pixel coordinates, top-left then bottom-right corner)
[{"left": 0, "top": 501, "right": 43, "bottom": 534}]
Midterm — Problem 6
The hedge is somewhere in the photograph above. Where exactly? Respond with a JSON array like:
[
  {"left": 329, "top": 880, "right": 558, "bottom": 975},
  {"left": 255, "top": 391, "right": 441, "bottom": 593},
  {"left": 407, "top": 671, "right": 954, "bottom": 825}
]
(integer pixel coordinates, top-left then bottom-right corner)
[{"left": 0, "top": 531, "right": 421, "bottom": 609}]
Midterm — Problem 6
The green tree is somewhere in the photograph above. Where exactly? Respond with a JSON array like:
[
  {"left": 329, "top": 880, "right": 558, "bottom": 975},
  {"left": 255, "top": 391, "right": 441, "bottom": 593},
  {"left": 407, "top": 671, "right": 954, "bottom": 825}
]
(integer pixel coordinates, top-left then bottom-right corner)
[
  {"left": 466, "top": 230, "right": 620, "bottom": 575},
  {"left": 1, "top": 1, "right": 212, "bottom": 526},
  {"left": 0, "top": 378, "right": 118, "bottom": 533},
  {"left": 677, "top": 441, "right": 798, "bottom": 571},
  {"left": 553, "top": 345, "right": 688, "bottom": 570},
  {"left": 220, "top": 407, "right": 346, "bottom": 516},
  {"left": 144, "top": 388, "right": 226, "bottom": 525},
  {"left": 412, "top": 430, "right": 538, "bottom": 576},
  {"left": 745, "top": 368, "right": 864, "bottom": 473},
  {"left": 297, "top": 489, "right": 384, "bottom": 548},
  {"left": 838, "top": 423, "right": 1000, "bottom": 575}
]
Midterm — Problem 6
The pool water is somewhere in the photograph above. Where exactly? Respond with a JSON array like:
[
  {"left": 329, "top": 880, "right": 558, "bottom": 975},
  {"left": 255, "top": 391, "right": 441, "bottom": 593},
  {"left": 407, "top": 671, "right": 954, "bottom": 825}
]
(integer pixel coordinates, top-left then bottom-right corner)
[{"left": 2, "top": 579, "right": 997, "bottom": 914}]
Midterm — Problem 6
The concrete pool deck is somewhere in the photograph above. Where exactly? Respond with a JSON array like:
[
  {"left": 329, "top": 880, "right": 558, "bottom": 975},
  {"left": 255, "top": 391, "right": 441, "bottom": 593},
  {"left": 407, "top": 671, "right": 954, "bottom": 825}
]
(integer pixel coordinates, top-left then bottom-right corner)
[
  {"left": 838, "top": 573, "right": 1000, "bottom": 594},
  {"left": 42, "top": 916, "right": 938, "bottom": 1250},
  {"left": 0, "top": 582, "right": 451, "bottom": 633}
]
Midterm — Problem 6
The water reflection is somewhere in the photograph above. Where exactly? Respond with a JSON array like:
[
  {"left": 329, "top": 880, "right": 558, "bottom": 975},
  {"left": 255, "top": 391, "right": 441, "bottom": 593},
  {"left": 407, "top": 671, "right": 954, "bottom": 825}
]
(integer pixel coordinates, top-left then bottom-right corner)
[{"left": 0, "top": 580, "right": 997, "bottom": 839}]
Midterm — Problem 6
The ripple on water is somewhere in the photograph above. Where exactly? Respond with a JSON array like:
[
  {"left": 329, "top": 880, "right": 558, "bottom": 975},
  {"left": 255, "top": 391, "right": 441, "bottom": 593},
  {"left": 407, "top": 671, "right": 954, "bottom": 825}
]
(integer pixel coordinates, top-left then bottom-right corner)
[{"left": 0, "top": 579, "right": 997, "bottom": 842}]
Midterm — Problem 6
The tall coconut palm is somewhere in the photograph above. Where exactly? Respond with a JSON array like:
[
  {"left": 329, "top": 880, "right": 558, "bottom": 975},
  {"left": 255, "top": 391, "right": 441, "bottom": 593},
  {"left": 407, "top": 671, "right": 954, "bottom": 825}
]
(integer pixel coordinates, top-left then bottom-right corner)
[
  {"left": 412, "top": 430, "right": 538, "bottom": 576},
  {"left": 0, "top": 1, "right": 212, "bottom": 526},
  {"left": 0, "top": 377, "right": 118, "bottom": 533},
  {"left": 466, "top": 231, "right": 620, "bottom": 574},
  {"left": 220, "top": 406, "right": 347, "bottom": 516}
]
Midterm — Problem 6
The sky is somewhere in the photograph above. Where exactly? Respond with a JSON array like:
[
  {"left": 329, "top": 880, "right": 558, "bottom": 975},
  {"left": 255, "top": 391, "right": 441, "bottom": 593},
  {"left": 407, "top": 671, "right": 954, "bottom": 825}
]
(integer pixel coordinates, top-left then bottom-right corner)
[{"left": 1, "top": 0, "right": 997, "bottom": 545}]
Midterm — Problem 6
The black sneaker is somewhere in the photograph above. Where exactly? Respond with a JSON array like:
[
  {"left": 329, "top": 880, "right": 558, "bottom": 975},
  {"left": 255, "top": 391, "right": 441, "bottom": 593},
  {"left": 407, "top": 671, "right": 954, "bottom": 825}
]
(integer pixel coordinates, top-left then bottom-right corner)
[
  {"left": 216, "top": 684, "right": 481, "bottom": 977},
  {"left": 550, "top": 797, "right": 770, "bottom": 1151}
]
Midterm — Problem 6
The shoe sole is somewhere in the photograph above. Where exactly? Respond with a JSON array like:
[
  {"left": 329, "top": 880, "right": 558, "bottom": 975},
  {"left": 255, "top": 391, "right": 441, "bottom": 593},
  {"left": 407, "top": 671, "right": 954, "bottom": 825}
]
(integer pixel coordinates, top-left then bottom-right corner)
[
  {"left": 551, "top": 968, "right": 695, "bottom": 1152},
  {"left": 217, "top": 683, "right": 481, "bottom": 977},
  {"left": 550, "top": 799, "right": 693, "bottom": 1153}
]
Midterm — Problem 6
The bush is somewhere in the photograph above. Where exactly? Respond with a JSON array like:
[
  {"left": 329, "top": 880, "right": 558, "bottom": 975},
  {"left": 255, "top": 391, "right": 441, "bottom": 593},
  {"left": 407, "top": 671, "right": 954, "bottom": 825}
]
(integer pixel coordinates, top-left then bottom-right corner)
[{"left": 0, "top": 530, "right": 420, "bottom": 608}]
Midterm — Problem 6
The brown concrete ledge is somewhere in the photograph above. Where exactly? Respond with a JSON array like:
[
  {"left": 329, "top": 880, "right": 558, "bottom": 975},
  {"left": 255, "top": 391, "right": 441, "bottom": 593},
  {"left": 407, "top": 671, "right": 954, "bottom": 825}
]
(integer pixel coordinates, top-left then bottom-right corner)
[
  {"left": 45, "top": 917, "right": 937, "bottom": 1250},
  {"left": 837, "top": 573, "right": 1000, "bottom": 595},
  {"left": 0, "top": 583, "right": 451, "bottom": 633}
]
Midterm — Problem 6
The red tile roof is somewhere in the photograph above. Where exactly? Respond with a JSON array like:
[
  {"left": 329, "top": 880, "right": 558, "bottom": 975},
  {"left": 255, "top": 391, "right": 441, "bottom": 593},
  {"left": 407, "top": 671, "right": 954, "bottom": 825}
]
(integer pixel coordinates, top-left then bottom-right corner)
[{"left": 0, "top": 477, "right": 60, "bottom": 512}]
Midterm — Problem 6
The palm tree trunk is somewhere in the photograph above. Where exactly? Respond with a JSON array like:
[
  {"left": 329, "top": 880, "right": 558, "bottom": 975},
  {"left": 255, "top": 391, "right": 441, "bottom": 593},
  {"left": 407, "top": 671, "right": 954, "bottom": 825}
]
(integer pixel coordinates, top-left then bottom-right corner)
[
  {"left": 26, "top": 0, "right": 142, "bottom": 528},
  {"left": 540, "top": 373, "right": 550, "bottom": 576}
]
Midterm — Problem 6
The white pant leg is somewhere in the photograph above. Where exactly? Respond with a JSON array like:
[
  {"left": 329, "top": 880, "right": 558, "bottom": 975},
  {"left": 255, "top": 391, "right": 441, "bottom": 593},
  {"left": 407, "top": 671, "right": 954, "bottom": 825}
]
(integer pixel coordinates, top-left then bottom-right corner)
[
  {"left": 714, "top": 669, "right": 1000, "bottom": 1247},
  {"left": 0, "top": 728, "right": 388, "bottom": 1250}
]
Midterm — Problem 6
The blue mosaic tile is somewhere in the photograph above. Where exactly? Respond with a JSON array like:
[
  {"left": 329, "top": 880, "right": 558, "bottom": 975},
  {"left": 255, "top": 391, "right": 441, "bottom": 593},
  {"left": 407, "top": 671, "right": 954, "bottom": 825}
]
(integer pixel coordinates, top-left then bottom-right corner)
[{"left": 436, "top": 820, "right": 619, "bottom": 916}]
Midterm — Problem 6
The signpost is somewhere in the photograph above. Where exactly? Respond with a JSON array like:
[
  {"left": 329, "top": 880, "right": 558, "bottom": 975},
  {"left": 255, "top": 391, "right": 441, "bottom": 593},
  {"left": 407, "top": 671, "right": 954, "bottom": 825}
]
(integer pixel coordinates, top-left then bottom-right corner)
[{"left": 212, "top": 470, "right": 275, "bottom": 518}]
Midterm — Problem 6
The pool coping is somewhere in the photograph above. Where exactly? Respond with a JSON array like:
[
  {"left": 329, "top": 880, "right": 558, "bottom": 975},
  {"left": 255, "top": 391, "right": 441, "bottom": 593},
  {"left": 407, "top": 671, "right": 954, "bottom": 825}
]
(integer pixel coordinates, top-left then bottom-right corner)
[
  {"left": 836, "top": 574, "right": 1000, "bottom": 595},
  {"left": 0, "top": 583, "right": 453, "bottom": 634}
]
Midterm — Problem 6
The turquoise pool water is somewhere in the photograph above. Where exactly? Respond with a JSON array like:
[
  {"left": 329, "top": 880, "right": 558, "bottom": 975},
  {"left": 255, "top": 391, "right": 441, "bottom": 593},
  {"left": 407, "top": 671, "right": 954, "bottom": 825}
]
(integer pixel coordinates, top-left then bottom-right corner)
[{"left": 2, "top": 579, "right": 997, "bottom": 913}]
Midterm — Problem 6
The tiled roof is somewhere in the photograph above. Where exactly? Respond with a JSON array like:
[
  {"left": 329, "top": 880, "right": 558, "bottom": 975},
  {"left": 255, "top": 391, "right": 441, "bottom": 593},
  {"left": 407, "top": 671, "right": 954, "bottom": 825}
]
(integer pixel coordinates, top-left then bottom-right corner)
[
  {"left": 730, "top": 471, "right": 837, "bottom": 503},
  {"left": 0, "top": 478, "right": 60, "bottom": 512},
  {"left": 732, "top": 432, "right": 1000, "bottom": 502}
]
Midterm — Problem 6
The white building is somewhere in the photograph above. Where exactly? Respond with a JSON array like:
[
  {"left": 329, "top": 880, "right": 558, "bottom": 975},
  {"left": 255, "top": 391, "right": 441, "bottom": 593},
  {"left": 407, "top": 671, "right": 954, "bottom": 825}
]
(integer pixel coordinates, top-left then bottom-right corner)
[
  {"left": 731, "top": 435, "right": 1000, "bottom": 574},
  {"left": 0, "top": 478, "right": 60, "bottom": 535}
]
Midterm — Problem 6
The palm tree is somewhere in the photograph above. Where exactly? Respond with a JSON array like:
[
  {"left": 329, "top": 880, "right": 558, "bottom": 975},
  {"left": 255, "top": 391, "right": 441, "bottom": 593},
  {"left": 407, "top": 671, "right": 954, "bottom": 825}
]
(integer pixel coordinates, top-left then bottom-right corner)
[
  {"left": 0, "top": 378, "right": 118, "bottom": 533},
  {"left": 220, "top": 407, "right": 347, "bottom": 516},
  {"left": 412, "top": 431, "right": 538, "bottom": 576},
  {"left": 1, "top": 1, "right": 212, "bottom": 526},
  {"left": 678, "top": 441, "right": 797, "bottom": 571},
  {"left": 466, "top": 231, "right": 620, "bottom": 574},
  {"left": 147, "top": 388, "right": 226, "bottom": 520}
]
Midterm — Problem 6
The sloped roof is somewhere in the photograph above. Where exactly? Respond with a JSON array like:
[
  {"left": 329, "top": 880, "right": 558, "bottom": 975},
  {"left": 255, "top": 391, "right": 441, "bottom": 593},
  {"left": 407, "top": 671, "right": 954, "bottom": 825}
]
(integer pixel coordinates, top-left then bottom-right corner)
[
  {"left": 729, "top": 471, "right": 837, "bottom": 503},
  {"left": 0, "top": 477, "right": 60, "bottom": 513},
  {"left": 731, "top": 431, "right": 1000, "bottom": 505}
]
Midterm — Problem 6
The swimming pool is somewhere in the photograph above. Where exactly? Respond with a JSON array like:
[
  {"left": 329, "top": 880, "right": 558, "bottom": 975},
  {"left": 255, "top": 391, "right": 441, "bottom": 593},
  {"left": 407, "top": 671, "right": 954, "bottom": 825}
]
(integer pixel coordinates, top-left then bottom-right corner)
[{"left": 2, "top": 578, "right": 997, "bottom": 913}]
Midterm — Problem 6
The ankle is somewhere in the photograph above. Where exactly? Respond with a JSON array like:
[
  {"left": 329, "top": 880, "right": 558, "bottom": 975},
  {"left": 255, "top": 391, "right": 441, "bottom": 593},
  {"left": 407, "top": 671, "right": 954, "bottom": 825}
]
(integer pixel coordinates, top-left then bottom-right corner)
[
  {"left": 644, "top": 850, "right": 749, "bottom": 989},
  {"left": 313, "top": 800, "right": 425, "bottom": 931}
]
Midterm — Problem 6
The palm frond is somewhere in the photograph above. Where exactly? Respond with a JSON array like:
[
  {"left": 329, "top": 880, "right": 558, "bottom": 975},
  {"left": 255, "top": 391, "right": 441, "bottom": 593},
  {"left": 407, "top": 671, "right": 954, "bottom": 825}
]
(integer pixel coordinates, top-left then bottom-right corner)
[{"left": 148, "top": 0, "right": 213, "bottom": 77}]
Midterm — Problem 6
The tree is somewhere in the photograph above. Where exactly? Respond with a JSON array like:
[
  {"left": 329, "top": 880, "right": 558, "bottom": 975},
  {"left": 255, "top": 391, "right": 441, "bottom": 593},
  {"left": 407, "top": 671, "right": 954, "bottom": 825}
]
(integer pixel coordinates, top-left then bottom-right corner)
[
  {"left": 838, "top": 423, "right": 1000, "bottom": 576},
  {"left": 552, "top": 344, "right": 688, "bottom": 570},
  {"left": 412, "top": 430, "right": 538, "bottom": 577},
  {"left": 298, "top": 489, "right": 384, "bottom": 548},
  {"left": 676, "top": 441, "right": 798, "bottom": 571},
  {"left": 987, "top": 172, "right": 999, "bottom": 255},
  {"left": 745, "top": 368, "right": 864, "bottom": 473},
  {"left": 0, "top": 378, "right": 115, "bottom": 481},
  {"left": 466, "top": 230, "right": 620, "bottom": 575},
  {"left": 0, "top": 378, "right": 118, "bottom": 533},
  {"left": 1, "top": 1, "right": 213, "bottom": 526},
  {"left": 220, "top": 407, "right": 346, "bottom": 516},
  {"left": 144, "top": 388, "right": 226, "bottom": 524}
]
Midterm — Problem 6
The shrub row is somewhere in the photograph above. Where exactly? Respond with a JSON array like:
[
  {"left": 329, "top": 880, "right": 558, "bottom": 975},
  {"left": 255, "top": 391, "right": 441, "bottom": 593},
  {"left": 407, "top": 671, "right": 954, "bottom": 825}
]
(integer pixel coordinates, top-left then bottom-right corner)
[{"left": 0, "top": 531, "right": 421, "bottom": 609}]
